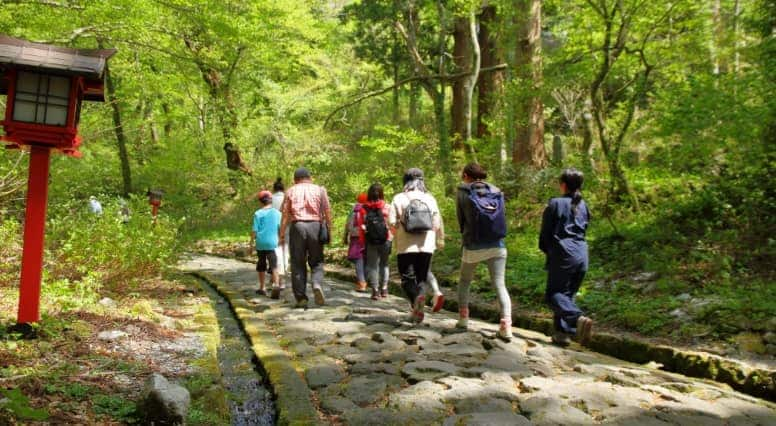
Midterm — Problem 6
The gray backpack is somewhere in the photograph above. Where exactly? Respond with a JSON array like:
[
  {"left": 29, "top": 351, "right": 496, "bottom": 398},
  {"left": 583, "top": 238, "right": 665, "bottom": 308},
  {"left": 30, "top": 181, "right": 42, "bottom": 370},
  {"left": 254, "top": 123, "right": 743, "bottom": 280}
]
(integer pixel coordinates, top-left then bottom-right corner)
[{"left": 403, "top": 198, "right": 433, "bottom": 234}]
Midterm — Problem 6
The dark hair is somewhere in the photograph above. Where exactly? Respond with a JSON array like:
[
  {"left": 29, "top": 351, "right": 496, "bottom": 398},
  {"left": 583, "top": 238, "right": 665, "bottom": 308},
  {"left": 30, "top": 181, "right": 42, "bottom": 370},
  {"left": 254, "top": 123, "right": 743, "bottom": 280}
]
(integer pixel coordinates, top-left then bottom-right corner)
[
  {"left": 260, "top": 196, "right": 273, "bottom": 205},
  {"left": 273, "top": 177, "right": 284, "bottom": 192},
  {"left": 462, "top": 163, "right": 487, "bottom": 180},
  {"left": 367, "top": 183, "right": 384, "bottom": 202},
  {"left": 560, "top": 168, "right": 584, "bottom": 214}
]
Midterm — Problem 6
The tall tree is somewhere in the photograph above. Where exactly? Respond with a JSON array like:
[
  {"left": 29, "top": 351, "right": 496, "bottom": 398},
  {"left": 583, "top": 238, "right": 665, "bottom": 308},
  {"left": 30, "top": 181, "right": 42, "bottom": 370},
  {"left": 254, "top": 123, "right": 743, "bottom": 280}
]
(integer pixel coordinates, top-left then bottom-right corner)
[
  {"left": 476, "top": 5, "right": 504, "bottom": 140},
  {"left": 512, "top": 0, "right": 546, "bottom": 167}
]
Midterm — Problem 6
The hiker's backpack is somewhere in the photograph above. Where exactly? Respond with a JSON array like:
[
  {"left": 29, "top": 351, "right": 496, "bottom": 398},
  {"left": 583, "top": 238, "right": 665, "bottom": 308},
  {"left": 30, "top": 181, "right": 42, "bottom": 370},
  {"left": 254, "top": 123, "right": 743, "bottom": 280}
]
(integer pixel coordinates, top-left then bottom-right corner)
[
  {"left": 403, "top": 197, "right": 434, "bottom": 234},
  {"left": 364, "top": 206, "right": 389, "bottom": 245},
  {"left": 468, "top": 185, "right": 507, "bottom": 243}
]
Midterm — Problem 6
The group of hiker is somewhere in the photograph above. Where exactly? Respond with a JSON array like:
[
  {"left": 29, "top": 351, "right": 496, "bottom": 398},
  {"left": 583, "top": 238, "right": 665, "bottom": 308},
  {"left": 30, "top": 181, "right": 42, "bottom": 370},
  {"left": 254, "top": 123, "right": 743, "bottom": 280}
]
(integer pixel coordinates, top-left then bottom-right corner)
[{"left": 251, "top": 164, "right": 593, "bottom": 346}]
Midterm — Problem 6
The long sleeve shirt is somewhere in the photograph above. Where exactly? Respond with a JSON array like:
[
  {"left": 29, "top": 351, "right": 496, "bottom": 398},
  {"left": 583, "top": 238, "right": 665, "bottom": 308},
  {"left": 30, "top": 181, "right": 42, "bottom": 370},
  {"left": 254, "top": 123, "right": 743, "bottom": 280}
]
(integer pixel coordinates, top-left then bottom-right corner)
[{"left": 539, "top": 195, "right": 590, "bottom": 270}]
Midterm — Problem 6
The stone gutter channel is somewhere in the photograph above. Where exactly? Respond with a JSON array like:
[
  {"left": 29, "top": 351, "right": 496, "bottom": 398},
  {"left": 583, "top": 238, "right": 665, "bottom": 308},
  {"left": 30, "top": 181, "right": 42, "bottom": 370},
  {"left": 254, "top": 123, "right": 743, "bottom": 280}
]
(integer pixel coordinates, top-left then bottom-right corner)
[
  {"left": 196, "top": 277, "right": 277, "bottom": 425},
  {"left": 321, "top": 265, "right": 776, "bottom": 403},
  {"left": 191, "top": 271, "right": 320, "bottom": 426},
  {"left": 196, "top": 251, "right": 774, "bottom": 404}
]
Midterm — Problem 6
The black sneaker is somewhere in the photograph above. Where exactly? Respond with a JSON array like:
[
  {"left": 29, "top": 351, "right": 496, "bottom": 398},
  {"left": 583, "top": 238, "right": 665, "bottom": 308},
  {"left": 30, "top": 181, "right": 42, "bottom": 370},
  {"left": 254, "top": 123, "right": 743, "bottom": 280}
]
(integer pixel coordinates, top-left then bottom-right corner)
[
  {"left": 371, "top": 289, "right": 379, "bottom": 300},
  {"left": 294, "top": 299, "right": 308, "bottom": 309},
  {"left": 551, "top": 332, "right": 571, "bottom": 347},
  {"left": 256, "top": 289, "right": 267, "bottom": 296},
  {"left": 271, "top": 287, "right": 281, "bottom": 300}
]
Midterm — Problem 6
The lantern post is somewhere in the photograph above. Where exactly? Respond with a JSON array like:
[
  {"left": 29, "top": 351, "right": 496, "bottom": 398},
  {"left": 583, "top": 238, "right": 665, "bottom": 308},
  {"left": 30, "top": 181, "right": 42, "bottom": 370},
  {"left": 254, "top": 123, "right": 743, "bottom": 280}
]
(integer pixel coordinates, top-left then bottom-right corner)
[{"left": 0, "top": 35, "right": 115, "bottom": 330}]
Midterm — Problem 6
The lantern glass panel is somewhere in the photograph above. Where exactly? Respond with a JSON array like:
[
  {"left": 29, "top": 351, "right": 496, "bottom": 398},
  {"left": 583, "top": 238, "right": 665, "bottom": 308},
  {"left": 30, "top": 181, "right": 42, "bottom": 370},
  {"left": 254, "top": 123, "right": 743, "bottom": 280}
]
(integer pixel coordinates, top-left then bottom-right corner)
[{"left": 12, "top": 71, "right": 71, "bottom": 126}]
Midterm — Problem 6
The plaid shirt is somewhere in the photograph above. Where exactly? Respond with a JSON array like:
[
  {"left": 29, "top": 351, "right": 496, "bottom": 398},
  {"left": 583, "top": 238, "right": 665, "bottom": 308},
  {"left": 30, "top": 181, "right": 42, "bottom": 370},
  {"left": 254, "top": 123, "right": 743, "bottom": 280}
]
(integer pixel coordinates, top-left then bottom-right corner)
[{"left": 281, "top": 182, "right": 331, "bottom": 222}]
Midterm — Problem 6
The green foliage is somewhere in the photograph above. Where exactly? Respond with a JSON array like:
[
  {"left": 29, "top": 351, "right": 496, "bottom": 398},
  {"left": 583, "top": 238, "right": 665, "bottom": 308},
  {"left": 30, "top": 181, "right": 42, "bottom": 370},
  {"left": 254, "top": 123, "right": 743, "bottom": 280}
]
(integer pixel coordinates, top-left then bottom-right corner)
[
  {"left": 0, "top": 388, "right": 49, "bottom": 421},
  {"left": 92, "top": 394, "right": 138, "bottom": 423},
  {"left": 47, "top": 196, "right": 182, "bottom": 287}
]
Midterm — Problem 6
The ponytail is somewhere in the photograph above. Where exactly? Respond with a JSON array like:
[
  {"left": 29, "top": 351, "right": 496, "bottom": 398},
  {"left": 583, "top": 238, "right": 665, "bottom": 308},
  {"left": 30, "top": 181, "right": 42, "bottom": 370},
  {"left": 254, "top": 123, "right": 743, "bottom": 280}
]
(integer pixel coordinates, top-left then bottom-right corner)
[{"left": 560, "top": 168, "right": 584, "bottom": 215}]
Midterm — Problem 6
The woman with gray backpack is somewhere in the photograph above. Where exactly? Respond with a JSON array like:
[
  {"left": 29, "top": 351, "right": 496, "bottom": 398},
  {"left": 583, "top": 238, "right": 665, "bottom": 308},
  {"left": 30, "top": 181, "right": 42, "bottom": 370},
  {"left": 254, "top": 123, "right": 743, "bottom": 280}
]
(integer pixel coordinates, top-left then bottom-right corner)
[
  {"left": 388, "top": 168, "right": 445, "bottom": 323},
  {"left": 455, "top": 163, "right": 512, "bottom": 340}
]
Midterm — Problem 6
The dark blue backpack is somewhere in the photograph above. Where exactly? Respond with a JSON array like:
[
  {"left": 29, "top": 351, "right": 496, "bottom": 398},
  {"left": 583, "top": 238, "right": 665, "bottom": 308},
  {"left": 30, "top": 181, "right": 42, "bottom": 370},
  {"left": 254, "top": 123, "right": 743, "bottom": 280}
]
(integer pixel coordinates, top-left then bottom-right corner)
[{"left": 468, "top": 185, "right": 507, "bottom": 243}]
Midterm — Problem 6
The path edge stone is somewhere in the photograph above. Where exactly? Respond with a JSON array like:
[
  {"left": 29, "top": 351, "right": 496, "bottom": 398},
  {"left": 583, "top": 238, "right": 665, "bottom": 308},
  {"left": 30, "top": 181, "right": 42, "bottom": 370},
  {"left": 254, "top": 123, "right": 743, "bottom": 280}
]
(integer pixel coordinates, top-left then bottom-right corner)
[
  {"left": 191, "top": 271, "right": 322, "bottom": 426},
  {"left": 323, "top": 265, "right": 776, "bottom": 403}
]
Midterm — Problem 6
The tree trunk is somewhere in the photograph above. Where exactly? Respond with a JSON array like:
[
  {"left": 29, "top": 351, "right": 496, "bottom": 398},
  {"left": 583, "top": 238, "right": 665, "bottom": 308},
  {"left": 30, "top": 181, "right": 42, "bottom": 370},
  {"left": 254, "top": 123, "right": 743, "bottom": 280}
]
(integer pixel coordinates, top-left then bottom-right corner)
[
  {"left": 512, "top": 0, "right": 546, "bottom": 167},
  {"left": 437, "top": 0, "right": 454, "bottom": 194},
  {"left": 451, "top": 16, "right": 473, "bottom": 150},
  {"left": 463, "top": 11, "right": 481, "bottom": 154},
  {"left": 477, "top": 5, "right": 503, "bottom": 139},
  {"left": 104, "top": 66, "right": 133, "bottom": 196},
  {"left": 409, "top": 81, "right": 420, "bottom": 127},
  {"left": 161, "top": 102, "right": 173, "bottom": 137}
]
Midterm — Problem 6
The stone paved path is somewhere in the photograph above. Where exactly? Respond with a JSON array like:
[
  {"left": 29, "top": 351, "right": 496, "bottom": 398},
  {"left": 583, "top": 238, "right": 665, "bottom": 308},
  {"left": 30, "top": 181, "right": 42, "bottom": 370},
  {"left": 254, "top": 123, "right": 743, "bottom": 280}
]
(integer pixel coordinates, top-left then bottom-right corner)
[{"left": 181, "top": 255, "right": 776, "bottom": 426}]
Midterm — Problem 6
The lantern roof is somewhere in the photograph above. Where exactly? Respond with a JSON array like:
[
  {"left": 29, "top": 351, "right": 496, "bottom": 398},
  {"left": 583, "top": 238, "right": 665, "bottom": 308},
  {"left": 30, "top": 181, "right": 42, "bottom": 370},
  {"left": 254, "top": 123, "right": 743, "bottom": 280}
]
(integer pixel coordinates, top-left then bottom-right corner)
[{"left": 0, "top": 35, "right": 115, "bottom": 78}]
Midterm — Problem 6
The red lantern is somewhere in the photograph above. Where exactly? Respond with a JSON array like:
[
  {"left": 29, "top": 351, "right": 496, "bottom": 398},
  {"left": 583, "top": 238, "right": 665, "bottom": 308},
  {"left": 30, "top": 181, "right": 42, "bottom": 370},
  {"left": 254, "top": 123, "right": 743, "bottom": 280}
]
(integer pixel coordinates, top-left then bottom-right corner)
[{"left": 0, "top": 35, "right": 115, "bottom": 327}]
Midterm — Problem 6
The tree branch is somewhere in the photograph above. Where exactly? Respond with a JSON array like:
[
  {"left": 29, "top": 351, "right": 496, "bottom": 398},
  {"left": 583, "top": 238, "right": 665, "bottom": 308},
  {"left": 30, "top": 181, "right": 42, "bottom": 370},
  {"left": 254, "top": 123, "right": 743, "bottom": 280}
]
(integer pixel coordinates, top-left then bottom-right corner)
[{"left": 324, "top": 63, "right": 507, "bottom": 129}]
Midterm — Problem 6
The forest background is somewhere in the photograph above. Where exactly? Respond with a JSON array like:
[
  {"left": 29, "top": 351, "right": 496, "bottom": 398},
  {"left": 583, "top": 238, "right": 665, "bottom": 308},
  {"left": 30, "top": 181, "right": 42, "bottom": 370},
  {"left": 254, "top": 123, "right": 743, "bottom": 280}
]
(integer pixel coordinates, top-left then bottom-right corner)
[{"left": 0, "top": 0, "right": 773, "bottom": 367}]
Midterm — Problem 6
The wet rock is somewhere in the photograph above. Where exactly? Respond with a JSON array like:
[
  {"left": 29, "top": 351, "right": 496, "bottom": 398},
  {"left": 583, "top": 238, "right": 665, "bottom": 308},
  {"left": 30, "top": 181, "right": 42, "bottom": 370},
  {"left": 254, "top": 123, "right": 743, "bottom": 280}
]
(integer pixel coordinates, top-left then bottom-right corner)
[
  {"left": 140, "top": 373, "right": 191, "bottom": 425},
  {"left": 402, "top": 361, "right": 461, "bottom": 382},
  {"left": 98, "top": 330, "right": 127, "bottom": 341},
  {"left": 305, "top": 364, "right": 346, "bottom": 389},
  {"left": 443, "top": 412, "right": 531, "bottom": 426}
]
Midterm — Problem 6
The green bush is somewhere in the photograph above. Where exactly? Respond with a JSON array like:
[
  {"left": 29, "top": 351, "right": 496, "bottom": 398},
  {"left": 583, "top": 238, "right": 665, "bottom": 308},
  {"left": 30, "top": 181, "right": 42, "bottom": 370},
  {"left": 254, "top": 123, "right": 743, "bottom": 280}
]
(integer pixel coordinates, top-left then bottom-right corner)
[{"left": 47, "top": 196, "right": 183, "bottom": 288}]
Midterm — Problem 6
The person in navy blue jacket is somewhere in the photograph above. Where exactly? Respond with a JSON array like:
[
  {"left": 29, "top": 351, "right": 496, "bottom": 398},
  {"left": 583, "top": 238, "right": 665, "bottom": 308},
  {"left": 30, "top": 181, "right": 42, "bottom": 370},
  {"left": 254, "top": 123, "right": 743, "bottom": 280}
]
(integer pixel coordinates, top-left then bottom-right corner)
[{"left": 539, "top": 168, "right": 593, "bottom": 346}]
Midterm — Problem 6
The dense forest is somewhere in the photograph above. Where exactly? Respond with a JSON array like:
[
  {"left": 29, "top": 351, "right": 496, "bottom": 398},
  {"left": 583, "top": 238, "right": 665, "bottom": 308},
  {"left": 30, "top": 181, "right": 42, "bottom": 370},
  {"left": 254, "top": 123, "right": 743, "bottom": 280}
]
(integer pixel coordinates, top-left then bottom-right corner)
[{"left": 0, "top": 0, "right": 774, "bottom": 420}]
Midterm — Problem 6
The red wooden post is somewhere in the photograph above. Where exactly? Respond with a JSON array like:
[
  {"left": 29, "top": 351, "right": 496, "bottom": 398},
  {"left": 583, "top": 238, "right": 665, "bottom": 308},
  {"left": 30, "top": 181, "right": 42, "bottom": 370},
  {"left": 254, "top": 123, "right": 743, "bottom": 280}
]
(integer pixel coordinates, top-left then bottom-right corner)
[{"left": 17, "top": 146, "right": 51, "bottom": 324}]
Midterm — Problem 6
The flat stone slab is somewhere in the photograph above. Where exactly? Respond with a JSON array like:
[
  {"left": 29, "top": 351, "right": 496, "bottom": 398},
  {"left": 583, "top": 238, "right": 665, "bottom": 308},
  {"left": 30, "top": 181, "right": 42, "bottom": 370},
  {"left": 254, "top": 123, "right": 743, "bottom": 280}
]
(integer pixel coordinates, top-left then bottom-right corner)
[
  {"left": 443, "top": 412, "right": 531, "bottom": 426},
  {"left": 402, "top": 360, "right": 461, "bottom": 382},
  {"left": 305, "top": 364, "right": 346, "bottom": 389}
]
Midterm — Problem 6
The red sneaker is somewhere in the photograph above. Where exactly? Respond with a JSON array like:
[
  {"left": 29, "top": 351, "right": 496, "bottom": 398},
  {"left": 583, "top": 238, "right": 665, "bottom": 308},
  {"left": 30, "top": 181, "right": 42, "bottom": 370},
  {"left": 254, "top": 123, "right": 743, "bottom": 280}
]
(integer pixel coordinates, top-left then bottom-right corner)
[{"left": 431, "top": 294, "right": 445, "bottom": 312}]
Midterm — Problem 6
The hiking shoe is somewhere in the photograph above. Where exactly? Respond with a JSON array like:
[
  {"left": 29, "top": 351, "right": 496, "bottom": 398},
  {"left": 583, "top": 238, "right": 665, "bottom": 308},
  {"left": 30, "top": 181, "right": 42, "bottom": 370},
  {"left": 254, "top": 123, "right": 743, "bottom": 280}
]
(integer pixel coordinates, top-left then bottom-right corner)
[
  {"left": 455, "top": 307, "right": 470, "bottom": 330},
  {"left": 256, "top": 289, "right": 267, "bottom": 296},
  {"left": 371, "top": 289, "right": 379, "bottom": 300},
  {"left": 455, "top": 318, "right": 469, "bottom": 330},
  {"left": 313, "top": 287, "right": 326, "bottom": 306},
  {"left": 294, "top": 299, "right": 308, "bottom": 309},
  {"left": 576, "top": 316, "right": 594, "bottom": 346},
  {"left": 497, "top": 319, "right": 512, "bottom": 341},
  {"left": 411, "top": 294, "right": 426, "bottom": 324},
  {"left": 551, "top": 332, "right": 571, "bottom": 347},
  {"left": 380, "top": 287, "right": 389, "bottom": 298},
  {"left": 431, "top": 294, "right": 445, "bottom": 312},
  {"left": 355, "top": 281, "right": 368, "bottom": 292},
  {"left": 270, "top": 287, "right": 281, "bottom": 300}
]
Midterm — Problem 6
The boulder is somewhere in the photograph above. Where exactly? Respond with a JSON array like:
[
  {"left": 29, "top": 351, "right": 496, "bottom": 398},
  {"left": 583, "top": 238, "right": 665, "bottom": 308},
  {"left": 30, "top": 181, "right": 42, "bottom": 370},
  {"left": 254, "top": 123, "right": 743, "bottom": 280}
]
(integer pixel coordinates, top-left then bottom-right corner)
[{"left": 141, "top": 374, "right": 190, "bottom": 425}]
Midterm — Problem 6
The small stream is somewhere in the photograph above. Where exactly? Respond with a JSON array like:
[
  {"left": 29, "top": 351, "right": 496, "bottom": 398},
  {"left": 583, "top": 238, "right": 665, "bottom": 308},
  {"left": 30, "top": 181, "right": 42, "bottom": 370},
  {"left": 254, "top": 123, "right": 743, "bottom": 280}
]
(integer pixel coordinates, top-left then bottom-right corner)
[{"left": 199, "top": 279, "right": 277, "bottom": 426}]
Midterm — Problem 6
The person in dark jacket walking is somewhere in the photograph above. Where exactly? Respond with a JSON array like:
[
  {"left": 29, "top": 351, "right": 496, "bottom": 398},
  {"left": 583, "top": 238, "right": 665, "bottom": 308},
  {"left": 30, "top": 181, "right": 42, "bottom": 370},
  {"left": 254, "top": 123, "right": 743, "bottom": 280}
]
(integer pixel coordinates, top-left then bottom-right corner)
[
  {"left": 539, "top": 168, "right": 593, "bottom": 346},
  {"left": 455, "top": 163, "right": 512, "bottom": 340}
]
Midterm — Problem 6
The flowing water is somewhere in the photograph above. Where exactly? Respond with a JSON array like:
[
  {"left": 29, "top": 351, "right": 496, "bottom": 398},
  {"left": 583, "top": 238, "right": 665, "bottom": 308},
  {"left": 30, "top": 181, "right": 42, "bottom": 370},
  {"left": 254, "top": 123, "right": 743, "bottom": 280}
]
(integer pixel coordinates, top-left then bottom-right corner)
[{"left": 199, "top": 279, "right": 276, "bottom": 426}]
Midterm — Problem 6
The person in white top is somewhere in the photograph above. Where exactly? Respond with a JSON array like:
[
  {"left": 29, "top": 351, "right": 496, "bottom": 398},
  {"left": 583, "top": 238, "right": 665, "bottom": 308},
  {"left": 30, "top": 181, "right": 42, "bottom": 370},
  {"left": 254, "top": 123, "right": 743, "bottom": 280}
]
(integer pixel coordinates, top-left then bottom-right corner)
[
  {"left": 88, "top": 196, "right": 103, "bottom": 215},
  {"left": 388, "top": 168, "right": 445, "bottom": 323},
  {"left": 271, "top": 177, "right": 289, "bottom": 278}
]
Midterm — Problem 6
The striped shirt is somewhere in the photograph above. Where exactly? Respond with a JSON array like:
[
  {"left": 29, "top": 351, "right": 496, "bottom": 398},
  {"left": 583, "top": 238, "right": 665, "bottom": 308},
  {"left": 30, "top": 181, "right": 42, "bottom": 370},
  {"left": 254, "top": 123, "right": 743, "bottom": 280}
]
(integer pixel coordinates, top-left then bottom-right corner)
[{"left": 281, "top": 182, "right": 331, "bottom": 222}]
